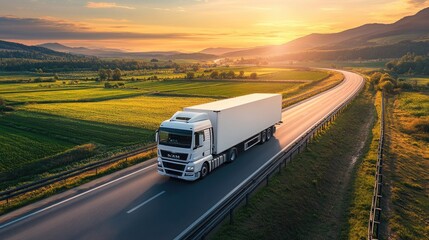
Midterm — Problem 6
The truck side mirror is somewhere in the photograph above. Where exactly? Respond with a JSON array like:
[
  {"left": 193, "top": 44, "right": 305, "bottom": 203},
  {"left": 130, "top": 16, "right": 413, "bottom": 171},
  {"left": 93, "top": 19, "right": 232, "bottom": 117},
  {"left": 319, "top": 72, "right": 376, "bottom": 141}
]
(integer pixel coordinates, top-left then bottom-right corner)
[{"left": 155, "top": 129, "right": 159, "bottom": 142}]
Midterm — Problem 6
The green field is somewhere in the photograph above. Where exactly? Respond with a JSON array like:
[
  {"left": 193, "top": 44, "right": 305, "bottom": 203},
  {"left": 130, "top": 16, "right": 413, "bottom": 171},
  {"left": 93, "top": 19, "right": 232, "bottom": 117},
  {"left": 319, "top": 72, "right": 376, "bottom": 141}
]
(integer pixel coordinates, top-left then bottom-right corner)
[
  {"left": 21, "top": 95, "right": 215, "bottom": 130},
  {"left": 401, "top": 76, "right": 429, "bottom": 86},
  {"left": 2, "top": 88, "right": 146, "bottom": 104},
  {"left": 0, "top": 67, "right": 339, "bottom": 191}
]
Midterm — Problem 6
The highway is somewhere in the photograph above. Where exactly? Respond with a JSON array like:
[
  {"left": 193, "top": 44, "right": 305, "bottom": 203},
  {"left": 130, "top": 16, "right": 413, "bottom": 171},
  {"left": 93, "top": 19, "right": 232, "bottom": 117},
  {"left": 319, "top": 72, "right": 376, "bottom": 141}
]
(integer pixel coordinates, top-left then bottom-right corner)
[{"left": 0, "top": 70, "right": 364, "bottom": 240}]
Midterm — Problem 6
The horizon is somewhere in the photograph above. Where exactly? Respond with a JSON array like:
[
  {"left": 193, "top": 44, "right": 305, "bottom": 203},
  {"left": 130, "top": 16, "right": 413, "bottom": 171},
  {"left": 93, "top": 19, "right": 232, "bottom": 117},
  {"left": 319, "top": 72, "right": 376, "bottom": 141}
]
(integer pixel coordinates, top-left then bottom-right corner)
[{"left": 0, "top": 0, "right": 429, "bottom": 52}]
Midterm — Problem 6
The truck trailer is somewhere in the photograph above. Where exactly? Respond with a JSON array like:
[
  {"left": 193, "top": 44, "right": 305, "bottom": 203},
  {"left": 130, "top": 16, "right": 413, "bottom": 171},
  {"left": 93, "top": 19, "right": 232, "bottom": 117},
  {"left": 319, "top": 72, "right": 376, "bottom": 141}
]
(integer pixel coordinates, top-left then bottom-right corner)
[{"left": 156, "top": 93, "right": 282, "bottom": 181}]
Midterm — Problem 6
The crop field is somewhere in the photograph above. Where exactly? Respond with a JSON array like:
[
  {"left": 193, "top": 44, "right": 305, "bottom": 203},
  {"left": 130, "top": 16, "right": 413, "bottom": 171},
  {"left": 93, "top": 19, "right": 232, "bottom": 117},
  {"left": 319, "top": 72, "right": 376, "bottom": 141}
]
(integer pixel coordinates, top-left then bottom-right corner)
[
  {"left": 402, "top": 76, "right": 429, "bottom": 86},
  {"left": 0, "top": 67, "right": 342, "bottom": 190},
  {"left": 0, "top": 110, "right": 154, "bottom": 173},
  {"left": 20, "top": 95, "right": 215, "bottom": 130},
  {"left": 127, "top": 80, "right": 301, "bottom": 97},
  {"left": 2, "top": 88, "right": 145, "bottom": 104}
]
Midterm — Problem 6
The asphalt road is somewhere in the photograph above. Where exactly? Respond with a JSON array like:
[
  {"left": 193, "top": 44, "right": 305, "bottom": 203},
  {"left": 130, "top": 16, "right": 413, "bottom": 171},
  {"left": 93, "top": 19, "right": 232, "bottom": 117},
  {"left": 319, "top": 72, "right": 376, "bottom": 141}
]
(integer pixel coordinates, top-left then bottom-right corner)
[{"left": 0, "top": 70, "right": 364, "bottom": 240}]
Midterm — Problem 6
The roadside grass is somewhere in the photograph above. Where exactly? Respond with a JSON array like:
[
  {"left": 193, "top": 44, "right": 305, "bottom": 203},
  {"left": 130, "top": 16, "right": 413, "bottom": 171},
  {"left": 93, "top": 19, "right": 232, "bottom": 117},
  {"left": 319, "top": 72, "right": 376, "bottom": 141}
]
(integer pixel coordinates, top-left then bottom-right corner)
[
  {"left": 383, "top": 91, "right": 429, "bottom": 239},
  {"left": 20, "top": 95, "right": 216, "bottom": 130},
  {"left": 346, "top": 91, "right": 381, "bottom": 240},
  {"left": 213, "top": 85, "right": 375, "bottom": 240}
]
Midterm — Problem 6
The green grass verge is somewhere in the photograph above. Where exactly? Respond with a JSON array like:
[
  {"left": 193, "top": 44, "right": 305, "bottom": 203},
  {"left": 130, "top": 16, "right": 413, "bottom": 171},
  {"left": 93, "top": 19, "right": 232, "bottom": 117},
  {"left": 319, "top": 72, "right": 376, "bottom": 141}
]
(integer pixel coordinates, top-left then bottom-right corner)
[
  {"left": 346, "top": 91, "right": 381, "bottom": 240},
  {"left": 213, "top": 86, "right": 375, "bottom": 239}
]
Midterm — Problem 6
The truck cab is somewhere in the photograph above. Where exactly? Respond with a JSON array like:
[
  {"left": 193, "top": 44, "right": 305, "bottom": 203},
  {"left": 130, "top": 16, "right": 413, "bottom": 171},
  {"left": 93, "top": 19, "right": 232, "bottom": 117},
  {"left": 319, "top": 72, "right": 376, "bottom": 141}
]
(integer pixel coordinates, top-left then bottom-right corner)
[{"left": 156, "top": 111, "right": 214, "bottom": 180}]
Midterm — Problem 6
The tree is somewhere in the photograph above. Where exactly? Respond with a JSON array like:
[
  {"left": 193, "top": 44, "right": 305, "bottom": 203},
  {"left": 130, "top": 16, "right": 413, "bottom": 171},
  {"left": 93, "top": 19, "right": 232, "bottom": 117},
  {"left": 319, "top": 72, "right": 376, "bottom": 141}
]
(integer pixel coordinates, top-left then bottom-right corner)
[
  {"left": 238, "top": 71, "right": 244, "bottom": 78},
  {"left": 150, "top": 58, "right": 159, "bottom": 62},
  {"left": 98, "top": 69, "right": 108, "bottom": 81},
  {"left": 112, "top": 68, "right": 122, "bottom": 80},
  {"left": 106, "top": 69, "right": 112, "bottom": 80},
  {"left": 186, "top": 72, "right": 195, "bottom": 79},
  {"left": 210, "top": 71, "right": 219, "bottom": 79},
  {"left": 250, "top": 72, "right": 257, "bottom": 79},
  {"left": 369, "top": 72, "right": 382, "bottom": 85},
  {"left": 379, "top": 80, "right": 394, "bottom": 93},
  {"left": 226, "top": 70, "right": 235, "bottom": 79}
]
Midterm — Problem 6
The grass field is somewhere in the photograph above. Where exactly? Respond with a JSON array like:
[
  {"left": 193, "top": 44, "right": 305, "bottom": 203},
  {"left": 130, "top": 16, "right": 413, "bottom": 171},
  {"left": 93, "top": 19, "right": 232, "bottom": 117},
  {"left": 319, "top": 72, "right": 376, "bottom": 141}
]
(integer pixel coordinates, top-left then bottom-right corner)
[
  {"left": 213, "top": 85, "right": 375, "bottom": 240},
  {"left": 383, "top": 92, "right": 429, "bottom": 239},
  {"left": 2, "top": 88, "right": 146, "bottom": 104},
  {"left": 20, "top": 95, "right": 215, "bottom": 130},
  {"left": 401, "top": 76, "right": 429, "bottom": 86},
  {"left": 0, "top": 67, "right": 340, "bottom": 195},
  {"left": 0, "top": 110, "right": 154, "bottom": 173}
]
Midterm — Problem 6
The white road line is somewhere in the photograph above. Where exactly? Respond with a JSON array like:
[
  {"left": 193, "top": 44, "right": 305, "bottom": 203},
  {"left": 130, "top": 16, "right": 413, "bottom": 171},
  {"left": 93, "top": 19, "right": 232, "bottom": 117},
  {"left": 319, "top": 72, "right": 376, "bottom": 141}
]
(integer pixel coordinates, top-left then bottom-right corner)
[
  {"left": 0, "top": 164, "right": 157, "bottom": 230},
  {"left": 127, "top": 191, "right": 166, "bottom": 214}
]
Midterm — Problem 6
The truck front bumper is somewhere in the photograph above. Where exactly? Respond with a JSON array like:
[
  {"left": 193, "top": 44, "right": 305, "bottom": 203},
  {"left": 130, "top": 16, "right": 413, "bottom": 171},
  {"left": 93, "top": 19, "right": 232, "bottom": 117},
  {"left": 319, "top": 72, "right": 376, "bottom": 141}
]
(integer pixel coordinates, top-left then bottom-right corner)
[{"left": 157, "top": 168, "right": 200, "bottom": 181}]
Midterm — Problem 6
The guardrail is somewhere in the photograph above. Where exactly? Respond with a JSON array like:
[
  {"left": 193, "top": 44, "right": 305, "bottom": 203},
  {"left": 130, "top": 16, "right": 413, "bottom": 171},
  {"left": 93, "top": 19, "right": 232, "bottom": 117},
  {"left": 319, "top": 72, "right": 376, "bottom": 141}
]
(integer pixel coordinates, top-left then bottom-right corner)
[
  {"left": 0, "top": 143, "right": 157, "bottom": 202},
  {"left": 176, "top": 75, "right": 365, "bottom": 240},
  {"left": 368, "top": 92, "right": 385, "bottom": 240}
]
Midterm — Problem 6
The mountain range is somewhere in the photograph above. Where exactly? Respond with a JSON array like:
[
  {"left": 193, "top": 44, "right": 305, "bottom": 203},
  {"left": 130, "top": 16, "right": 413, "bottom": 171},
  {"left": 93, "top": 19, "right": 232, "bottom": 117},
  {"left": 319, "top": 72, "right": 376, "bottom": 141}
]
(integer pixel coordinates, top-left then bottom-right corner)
[
  {"left": 222, "top": 7, "right": 429, "bottom": 57},
  {"left": 1, "top": 7, "right": 428, "bottom": 61}
]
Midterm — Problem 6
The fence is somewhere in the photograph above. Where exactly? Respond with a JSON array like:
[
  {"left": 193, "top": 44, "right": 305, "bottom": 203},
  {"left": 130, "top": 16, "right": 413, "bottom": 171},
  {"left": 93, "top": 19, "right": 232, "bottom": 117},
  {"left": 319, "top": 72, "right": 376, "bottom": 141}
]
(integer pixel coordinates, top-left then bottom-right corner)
[
  {"left": 368, "top": 93, "right": 385, "bottom": 240},
  {"left": 176, "top": 77, "right": 365, "bottom": 240}
]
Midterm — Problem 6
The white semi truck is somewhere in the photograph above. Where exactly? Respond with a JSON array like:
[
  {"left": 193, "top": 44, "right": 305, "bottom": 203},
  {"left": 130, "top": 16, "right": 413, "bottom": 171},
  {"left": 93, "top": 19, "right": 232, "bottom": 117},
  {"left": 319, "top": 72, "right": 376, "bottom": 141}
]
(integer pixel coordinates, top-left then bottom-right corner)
[{"left": 156, "top": 93, "right": 282, "bottom": 180}]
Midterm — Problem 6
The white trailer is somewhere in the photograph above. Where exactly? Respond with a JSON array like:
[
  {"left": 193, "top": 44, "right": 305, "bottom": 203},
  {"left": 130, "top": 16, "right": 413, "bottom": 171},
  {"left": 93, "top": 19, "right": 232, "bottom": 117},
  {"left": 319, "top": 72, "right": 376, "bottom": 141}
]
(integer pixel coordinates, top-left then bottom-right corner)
[{"left": 156, "top": 93, "right": 282, "bottom": 181}]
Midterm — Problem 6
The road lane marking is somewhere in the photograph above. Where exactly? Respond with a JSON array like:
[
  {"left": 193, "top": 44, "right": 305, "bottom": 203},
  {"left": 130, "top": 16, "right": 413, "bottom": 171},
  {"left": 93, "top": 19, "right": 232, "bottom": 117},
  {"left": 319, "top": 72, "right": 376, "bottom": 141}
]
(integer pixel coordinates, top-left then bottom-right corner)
[
  {"left": 174, "top": 72, "right": 364, "bottom": 240},
  {"left": 0, "top": 164, "right": 157, "bottom": 230},
  {"left": 127, "top": 191, "right": 166, "bottom": 214}
]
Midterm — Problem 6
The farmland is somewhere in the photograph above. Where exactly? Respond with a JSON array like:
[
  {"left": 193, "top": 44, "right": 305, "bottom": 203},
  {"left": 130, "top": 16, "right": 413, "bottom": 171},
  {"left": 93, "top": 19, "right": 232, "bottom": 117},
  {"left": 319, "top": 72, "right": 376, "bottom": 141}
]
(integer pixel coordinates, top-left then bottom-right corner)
[{"left": 0, "top": 67, "right": 340, "bottom": 191}]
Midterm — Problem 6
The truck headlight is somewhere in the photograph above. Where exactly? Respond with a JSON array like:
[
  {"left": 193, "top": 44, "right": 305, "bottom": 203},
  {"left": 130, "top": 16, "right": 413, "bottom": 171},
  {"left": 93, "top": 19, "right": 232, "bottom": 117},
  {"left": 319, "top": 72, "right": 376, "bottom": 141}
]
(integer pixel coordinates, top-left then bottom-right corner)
[
  {"left": 186, "top": 166, "right": 194, "bottom": 172},
  {"left": 157, "top": 161, "right": 162, "bottom": 167}
]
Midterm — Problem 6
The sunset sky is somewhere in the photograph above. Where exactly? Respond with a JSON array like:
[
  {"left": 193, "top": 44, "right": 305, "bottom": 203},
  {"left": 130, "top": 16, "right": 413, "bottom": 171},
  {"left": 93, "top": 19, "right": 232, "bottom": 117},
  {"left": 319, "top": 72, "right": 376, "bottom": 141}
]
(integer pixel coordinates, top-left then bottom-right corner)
[{"left": 0, "top": 0, "right": 428, "bottom": 52}]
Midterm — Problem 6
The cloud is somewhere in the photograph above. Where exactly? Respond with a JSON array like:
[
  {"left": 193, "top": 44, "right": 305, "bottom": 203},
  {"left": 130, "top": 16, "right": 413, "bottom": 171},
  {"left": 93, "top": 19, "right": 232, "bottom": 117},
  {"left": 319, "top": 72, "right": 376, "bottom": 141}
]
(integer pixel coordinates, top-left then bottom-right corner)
[
  {"left": 406, "top": 0, "right": 428, "bottom": 6},
  {"left": 86, "top": 2, "right": 135, "bottom": 10},
  {"left": 0, "top": 16, "right": 197, "bottom": 40}
]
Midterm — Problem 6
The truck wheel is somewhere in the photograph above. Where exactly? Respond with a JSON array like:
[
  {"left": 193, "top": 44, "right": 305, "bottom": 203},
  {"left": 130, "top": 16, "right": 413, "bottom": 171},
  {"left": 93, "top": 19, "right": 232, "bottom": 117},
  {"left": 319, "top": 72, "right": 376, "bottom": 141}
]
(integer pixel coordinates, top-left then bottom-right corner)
[
  {"left": 200, "top": 162, "right": 209, "bottom": 179},
  {"left": 266, "top": 127, "right": 272, "bottom": 141},
  {"left": 227, "top": 148, "right": 238, "bottom": 162},
  {"left": 260, "top": 130, "right": 267, "bottom": 144}
]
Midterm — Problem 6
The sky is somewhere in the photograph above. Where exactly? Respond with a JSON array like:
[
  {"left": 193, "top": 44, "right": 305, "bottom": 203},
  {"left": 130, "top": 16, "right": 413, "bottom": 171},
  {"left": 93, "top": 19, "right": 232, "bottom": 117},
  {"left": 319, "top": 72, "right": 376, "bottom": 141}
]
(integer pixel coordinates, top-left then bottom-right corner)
[{"left": 0, "top": 0, "right": 428, "bottom": 52}]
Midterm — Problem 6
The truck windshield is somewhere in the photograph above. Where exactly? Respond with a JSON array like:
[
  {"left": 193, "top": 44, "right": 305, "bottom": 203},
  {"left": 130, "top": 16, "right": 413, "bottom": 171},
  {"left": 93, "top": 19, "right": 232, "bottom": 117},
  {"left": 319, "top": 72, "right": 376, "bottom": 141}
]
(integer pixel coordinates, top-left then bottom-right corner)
[{"left": 158, "top": 127, "right": 192, "bottom": 148}]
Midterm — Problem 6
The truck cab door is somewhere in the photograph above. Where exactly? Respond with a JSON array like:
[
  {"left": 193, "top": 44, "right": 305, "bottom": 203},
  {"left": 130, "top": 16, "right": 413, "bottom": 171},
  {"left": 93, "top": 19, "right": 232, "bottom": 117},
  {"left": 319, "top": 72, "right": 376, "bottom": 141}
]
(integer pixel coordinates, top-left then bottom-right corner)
[
  {"left": 193, "top": 132, "right": 205, "bottom": 160},
  {"left": 202, "top": 129, "right": 211, "bottom": 156},
  {"left": 193, "top": 130, "right": 211, "bottom": 160}
]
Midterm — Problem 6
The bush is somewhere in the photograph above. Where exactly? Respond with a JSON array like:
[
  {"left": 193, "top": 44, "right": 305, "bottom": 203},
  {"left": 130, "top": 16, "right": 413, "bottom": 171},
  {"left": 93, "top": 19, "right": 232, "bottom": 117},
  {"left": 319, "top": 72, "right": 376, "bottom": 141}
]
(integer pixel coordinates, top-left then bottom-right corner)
[{"left": 250, "top": 72, "right": 258, "bottom": 79}]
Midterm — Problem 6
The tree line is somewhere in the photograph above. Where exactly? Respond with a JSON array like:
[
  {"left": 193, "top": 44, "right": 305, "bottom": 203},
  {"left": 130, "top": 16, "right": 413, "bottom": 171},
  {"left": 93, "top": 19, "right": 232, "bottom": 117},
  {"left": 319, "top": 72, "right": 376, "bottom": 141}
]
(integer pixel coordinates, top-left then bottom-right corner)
[
  {"left": 185, "top": 70, "right": 257, "bottom": 80},
  {"left": 0, "top": 58, "right": 180, "bottom": 72},
  {"left": 386, "top": 52, "right": 429, "bottom": 75}
]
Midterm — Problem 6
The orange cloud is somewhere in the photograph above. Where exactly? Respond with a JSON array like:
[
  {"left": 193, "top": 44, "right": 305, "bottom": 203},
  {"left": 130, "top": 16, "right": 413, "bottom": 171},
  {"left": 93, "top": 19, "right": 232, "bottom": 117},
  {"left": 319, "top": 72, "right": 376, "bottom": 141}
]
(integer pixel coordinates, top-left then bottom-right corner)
[{"left": 86, "top": 2, "right": 135, "bottom": 10}]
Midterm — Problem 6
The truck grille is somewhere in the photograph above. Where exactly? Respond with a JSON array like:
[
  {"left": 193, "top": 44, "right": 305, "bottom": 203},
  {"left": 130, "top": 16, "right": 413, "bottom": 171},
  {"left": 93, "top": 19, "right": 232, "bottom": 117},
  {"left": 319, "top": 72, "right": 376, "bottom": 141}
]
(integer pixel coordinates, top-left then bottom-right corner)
[
  {"left": 163, "top": 161, "right": 186, "bottom": 171},
  {"left": 160, "top": 150, "right": 188, "bottom": 161},
  {"left": 165, "top": 169, "right": 182, "bottom": 176}
]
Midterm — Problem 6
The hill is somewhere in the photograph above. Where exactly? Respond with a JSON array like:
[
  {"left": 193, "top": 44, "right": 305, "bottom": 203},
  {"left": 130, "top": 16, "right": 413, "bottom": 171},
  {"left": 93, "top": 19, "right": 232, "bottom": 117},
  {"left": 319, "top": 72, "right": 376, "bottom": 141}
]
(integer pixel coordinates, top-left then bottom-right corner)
[
  {"left": 199, "top": 47, "right": 249, "bottom": 55},
  {"left": 0, "top": 40, "right": 84, "bottom": 60},
  {"left": 38, "top": 42, "right": 216, "bottom": 60},
  {"left": 224, "top": 7, "right": 429, "bottom": 58}
]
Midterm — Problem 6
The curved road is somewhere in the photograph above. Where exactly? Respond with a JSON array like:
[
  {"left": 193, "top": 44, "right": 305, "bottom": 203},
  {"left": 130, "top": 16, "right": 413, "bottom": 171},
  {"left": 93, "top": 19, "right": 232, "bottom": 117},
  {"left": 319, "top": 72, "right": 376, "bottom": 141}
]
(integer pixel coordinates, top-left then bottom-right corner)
[{"left": 0, "top": 70, "right": 364, "bottom": 240}]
